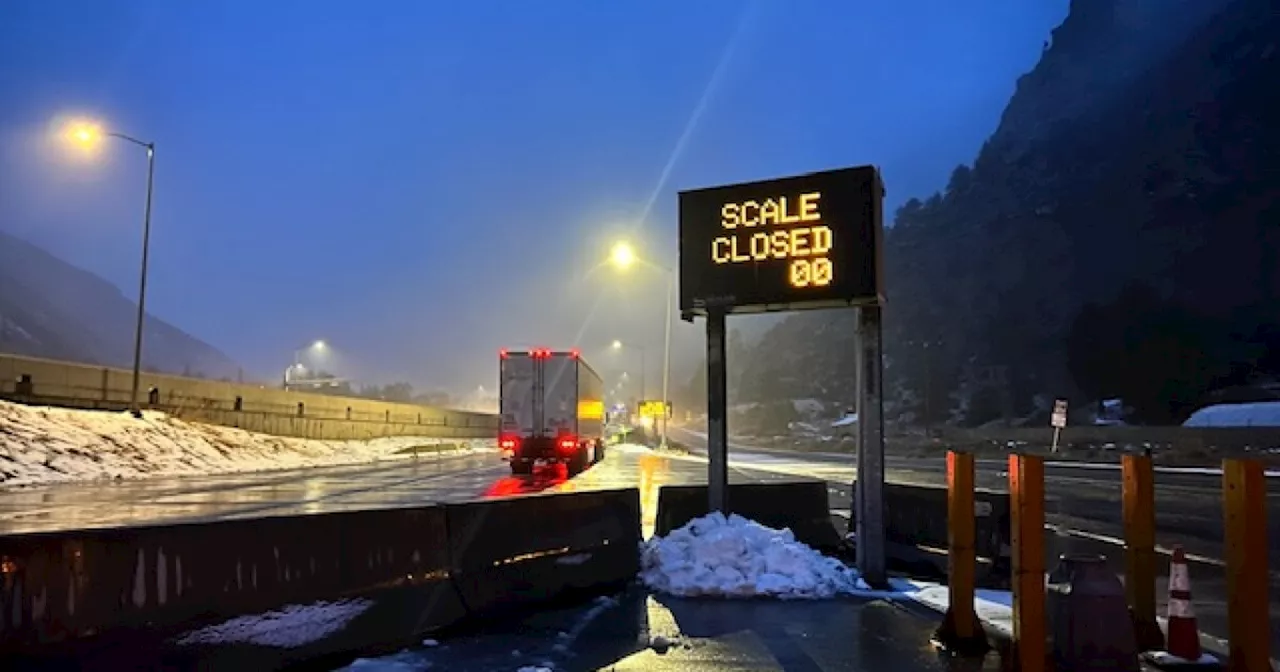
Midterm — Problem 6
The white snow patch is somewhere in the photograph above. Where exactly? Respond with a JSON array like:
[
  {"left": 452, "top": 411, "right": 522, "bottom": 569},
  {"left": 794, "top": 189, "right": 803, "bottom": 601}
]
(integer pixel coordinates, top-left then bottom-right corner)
[
  {"left": 0, "top": 399, "right": 491, "bottom": 486},
  {"left": 173, "top": 599, "right": 372, "bottom": 648},
  {"left": 344, "top": 650, "right": 432, "bottom": 670},
  {"left": 891, "top": 579, "right": 1014, "bottom": 637},
  {"left": 1184, "top": 401, "right": 1280, "bottom": 427},
  {"left": 640, "top": 512, "right": 895, "bottom": 599},
  {"left": 831, "top": 413, "right": 858, "bottom": 428},
  {"left": 1144, "top": 651, "right": 1221, "bottom": 666}
]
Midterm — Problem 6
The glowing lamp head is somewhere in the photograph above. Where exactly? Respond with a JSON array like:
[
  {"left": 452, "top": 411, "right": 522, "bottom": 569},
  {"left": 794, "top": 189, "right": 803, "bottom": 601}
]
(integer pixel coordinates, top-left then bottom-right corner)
[
  {"left": 609, "top": 241, "right": 636, "bottom": 270},
  {"left": 64, "top": 120, "right": 104, "bottom": 149},
  {"left": 611, "top": 340, "right": 622, "bottom": 349}
]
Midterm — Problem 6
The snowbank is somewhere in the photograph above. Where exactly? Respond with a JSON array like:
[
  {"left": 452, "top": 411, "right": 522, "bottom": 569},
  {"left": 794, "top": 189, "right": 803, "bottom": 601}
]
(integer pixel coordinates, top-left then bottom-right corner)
[
  {"left": 1183, "top": 401, "right": 1280, "bottom": 427},
  {"left": 0, "top": 399, "right": 490, "bottom": 487},
  {"left": 639, "top": 512, "right": 867, "bottom": 599}
]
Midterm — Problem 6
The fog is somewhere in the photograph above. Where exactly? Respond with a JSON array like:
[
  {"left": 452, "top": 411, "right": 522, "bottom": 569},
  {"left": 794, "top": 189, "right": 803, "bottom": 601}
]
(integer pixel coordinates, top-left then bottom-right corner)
[{"left": 0, "top": 0, "right": 1071, "bottom": 400}]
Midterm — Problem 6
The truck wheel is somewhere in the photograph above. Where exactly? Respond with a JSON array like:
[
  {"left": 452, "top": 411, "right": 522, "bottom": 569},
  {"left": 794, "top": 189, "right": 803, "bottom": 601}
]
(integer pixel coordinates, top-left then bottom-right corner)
[
  {"left": 510, "top": 460, "right": 533, "bottom": 475},
  {"left": 594, "top": 441, "right": 605, "bottom": 463}
]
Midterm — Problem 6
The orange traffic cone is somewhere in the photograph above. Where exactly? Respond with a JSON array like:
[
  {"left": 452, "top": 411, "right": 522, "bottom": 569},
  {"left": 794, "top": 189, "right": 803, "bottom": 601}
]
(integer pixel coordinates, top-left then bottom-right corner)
[{"left": 1165, "top": 546, "right": 1201, "bottom": 662}]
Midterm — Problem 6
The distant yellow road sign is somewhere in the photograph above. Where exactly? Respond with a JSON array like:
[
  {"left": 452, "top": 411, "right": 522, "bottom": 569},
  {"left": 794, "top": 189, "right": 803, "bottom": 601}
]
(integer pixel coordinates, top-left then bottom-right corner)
[{"left": 639, "top": 400, "right": 671, "bottom": 419}]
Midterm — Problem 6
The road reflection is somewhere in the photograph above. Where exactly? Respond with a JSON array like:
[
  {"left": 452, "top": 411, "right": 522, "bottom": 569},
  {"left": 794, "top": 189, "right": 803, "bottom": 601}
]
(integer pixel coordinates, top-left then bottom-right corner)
[
  {"left": 637, "top": 452, "right": 670, "bottom": 539},
  {"left": 482, "top": 463, "right": 570, "bottom": 498}
]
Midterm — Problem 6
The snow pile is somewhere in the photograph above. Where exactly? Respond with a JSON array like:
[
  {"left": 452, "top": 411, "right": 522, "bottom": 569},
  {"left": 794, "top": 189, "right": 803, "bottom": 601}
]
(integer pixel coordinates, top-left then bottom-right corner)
[
  {"left": 639, "top": 512, "right": 861, "bottom": 598},
  {"left": 1183, "top": 401, "right": 1280, "bottom": 427},
  {"left": 173, "top": 599, "right": 372, "bottom": 648},
  {"left": 0, "top": 399, "right": 490, "bottom": 486}
]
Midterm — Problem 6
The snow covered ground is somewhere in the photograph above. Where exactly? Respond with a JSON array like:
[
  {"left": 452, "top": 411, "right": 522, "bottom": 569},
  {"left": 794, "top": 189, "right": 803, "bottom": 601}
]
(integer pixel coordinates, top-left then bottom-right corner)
[
  {"left": 173, "top": 599, "right": 373, "bottom": 648},
  {"left": 0, "top": 399, "right": 491, "bottom": 487}
]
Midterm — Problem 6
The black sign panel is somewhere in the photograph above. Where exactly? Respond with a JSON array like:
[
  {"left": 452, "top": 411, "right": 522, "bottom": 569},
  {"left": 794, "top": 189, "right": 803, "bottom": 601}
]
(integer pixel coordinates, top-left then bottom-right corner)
[{"left": 678, "top": 165, "right": 884, "bottom": 317}]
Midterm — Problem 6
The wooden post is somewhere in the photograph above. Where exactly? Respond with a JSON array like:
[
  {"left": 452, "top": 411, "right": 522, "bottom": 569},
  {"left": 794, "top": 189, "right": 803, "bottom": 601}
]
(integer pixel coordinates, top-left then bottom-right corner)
[
  {"left": 1223, "top": 459, "right": 1270, "bottom": 672},
  {"left": 1122, "top": 454, "right": 1163, "bottom": 651},
  {"left": 1010, "top": 454, "right": 1046, "bottom": 672},
  {"left": 936, "top": 451, "right": 990, "bottom": 655}
]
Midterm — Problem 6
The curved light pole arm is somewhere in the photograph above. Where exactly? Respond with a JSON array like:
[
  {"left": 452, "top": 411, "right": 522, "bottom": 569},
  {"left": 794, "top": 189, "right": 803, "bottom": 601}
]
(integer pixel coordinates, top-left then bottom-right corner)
[{"left": 108, "top": 132, "right": 153, "bottom": 151}]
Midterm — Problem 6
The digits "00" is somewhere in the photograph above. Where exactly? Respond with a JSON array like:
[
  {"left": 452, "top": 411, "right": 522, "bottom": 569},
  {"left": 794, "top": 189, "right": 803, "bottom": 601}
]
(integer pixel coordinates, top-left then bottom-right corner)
[{"left": 789, "top": 257, "right": 833, "bottom": 288}]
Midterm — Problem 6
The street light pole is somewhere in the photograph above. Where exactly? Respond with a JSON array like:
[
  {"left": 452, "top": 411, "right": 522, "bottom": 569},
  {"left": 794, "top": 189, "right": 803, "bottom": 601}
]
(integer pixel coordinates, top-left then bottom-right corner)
[
  {"left": 128, "top": 139, "right": 156, "bottom": 418},
  {"left": 661, "top": 270, "right": 672, "bottom": 448},
  {"left": 58, "top": 121, "right": 156, "bottom": 417}
]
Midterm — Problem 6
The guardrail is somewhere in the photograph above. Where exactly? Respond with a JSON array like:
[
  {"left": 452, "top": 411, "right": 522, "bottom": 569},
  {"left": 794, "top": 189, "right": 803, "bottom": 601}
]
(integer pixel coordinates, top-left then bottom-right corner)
[
  {"left": 931, "top": 425, "right": 1280, "bottom": 448},
  {"left": 0, "top": 353, "right": 498, "bottom": 440}
]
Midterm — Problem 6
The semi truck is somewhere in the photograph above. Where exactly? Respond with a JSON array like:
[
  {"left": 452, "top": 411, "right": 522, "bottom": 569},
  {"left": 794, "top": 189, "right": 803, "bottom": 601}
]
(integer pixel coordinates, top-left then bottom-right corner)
[{"left": 498, "top": 348, "right": 606, "bottom": 476}]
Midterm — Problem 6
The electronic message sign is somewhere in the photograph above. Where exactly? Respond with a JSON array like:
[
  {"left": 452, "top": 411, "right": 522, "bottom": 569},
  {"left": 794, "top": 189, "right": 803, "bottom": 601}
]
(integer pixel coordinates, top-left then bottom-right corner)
[{"left": 678, "top": 165, "right": 884, "bottom": 317}]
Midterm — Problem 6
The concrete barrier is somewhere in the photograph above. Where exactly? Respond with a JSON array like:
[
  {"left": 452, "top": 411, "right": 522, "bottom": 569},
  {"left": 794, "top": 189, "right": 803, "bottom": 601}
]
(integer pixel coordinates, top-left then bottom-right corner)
[
  {"left": 446, "top": 489, "right": 641, "bottom": 617},
  {"left": 0, "top": 488, "right": 642, "bottom": 669},
  {"left": 851, "top": 480, "right": 1011, "bottom": 582},
  {"left": 0, "top": 352, "right": 498, "bottom": 441},
  {"left": 653, "top": 481, "right": 843, "bottom": 551}
]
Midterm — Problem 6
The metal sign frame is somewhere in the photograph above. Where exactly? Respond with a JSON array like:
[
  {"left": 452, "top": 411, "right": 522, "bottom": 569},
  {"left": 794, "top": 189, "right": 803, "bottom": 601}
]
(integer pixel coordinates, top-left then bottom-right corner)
[{"left": 679, "top": 165, "right": 888, "bottom": 587}]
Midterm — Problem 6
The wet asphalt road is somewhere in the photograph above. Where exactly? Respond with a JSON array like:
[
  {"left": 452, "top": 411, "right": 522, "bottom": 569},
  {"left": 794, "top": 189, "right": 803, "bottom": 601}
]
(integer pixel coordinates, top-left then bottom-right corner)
[{"left": 0, "top": 444, "right": 804, "bottom": 537}]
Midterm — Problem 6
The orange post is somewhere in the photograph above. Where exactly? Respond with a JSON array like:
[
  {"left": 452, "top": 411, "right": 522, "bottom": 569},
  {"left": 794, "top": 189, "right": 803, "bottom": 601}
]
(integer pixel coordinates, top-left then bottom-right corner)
[
  {"left": 937, "top": 451, "right": 990, "bottom": 655},
  {"left": 1223, "top": 459, "right": 1270, "bottom": 672},
  {"left": 1010, "top": 454, "right": 1046, "bottom": 672},
  {"left": 1122, "top": 453, "right": 1163, "bottom": 651}
]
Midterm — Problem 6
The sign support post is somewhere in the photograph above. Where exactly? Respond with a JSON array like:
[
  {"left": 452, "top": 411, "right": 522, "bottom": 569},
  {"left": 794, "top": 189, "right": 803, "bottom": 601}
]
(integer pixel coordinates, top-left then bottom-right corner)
[
  {"left": 705, "top": 306, "right": 730, "bottom": 514},
  {"left": 1050, "top": 398, "right": 1067, "bottom": 453},
  {"left": 855, "top": 304, "right": 887, "bottom": 587}
]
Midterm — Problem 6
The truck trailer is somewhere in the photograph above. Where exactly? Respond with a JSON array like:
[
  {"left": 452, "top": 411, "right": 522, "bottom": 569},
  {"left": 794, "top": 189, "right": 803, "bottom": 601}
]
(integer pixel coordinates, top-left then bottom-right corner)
[{"left": 498, "top": 348, "right": 606, "bottom": 476}]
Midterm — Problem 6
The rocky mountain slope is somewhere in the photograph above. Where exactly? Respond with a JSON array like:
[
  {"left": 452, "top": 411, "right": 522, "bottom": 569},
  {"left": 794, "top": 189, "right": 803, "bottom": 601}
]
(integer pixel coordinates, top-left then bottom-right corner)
[
  {"left": 0, "top": 229, "right": 242, "bottom": 380},
  {"left": 720, "top": 0, "right": 1279, "bottom": 425}
]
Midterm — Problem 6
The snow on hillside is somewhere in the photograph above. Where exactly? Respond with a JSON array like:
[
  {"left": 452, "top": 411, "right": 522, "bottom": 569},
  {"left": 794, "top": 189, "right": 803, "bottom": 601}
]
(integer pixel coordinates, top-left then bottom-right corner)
[
  {"left": 1183, "top": 401, "right": 1280, "bottom": 428},
  {"left": 0, "top": 399, "right": 490, "bottom": 487}
]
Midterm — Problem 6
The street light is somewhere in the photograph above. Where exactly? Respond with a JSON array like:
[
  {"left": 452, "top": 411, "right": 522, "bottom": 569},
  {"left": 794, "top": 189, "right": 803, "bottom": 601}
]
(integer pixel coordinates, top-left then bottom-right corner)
[
  {"left": 607, "top": 240, "right": 673, "bottom": 449},
  {"left": 296, "top": 340, "right": 327, "bottom": 365},
  {"left": 284, "top": 340, "right": 328, "bottom": 388},
  {"left": 61, "top": 118, "right": 156, "bottom": 418},
  {"left": 609, "top": 241, "right": 636, "bottom": 270},
  {"left": 611, "top": 339, "right": 647, "bottom": 401}
]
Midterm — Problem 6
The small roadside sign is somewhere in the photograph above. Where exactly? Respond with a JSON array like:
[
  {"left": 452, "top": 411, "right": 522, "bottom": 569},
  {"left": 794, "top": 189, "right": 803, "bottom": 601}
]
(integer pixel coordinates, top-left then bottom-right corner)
[{"left": 1051, "top": 399, "right": 1068, "bottom": 429}]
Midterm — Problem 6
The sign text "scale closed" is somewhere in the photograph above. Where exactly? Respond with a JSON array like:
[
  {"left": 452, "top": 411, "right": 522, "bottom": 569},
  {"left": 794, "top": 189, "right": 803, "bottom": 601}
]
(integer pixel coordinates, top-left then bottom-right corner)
[{"left": 712, "top": 192, "right": 834, "bottom": 288}]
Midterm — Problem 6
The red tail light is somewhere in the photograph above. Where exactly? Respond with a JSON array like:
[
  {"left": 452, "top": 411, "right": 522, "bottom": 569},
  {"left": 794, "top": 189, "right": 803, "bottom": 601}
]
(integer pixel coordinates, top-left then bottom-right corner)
[
  {"left": 499, "top": 435, "right": 518, "bottom": 450},
  {"left": 557, "top": 436, "right": 577, "bottom": 453}
]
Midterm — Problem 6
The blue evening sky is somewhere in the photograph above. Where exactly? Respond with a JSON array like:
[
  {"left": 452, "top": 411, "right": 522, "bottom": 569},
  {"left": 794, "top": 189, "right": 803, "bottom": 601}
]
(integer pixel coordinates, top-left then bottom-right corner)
[{"left": 0, "top": 0, "right": 1068, "bottom": 393}]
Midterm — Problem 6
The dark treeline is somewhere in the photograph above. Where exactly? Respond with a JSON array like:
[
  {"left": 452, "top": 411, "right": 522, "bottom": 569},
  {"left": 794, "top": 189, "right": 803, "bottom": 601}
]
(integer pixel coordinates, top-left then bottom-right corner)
[{"left": 680, "top": 0, "right": 1280, "bottom": 427}]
